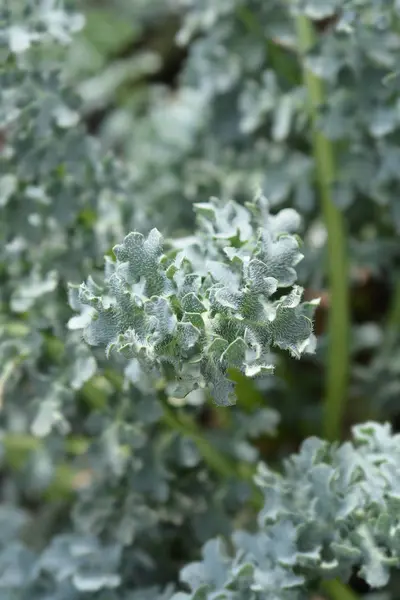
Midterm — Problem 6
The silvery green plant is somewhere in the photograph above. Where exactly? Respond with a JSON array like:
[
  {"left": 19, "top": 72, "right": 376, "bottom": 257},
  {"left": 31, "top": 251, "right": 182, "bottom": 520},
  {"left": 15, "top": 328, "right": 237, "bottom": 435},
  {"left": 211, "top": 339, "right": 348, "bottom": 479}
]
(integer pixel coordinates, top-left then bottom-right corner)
[
  {"left": 172, "top": 421, "right": 400, "bottom": 600},
  {"left": 1, "top": 1, "right": 400, "bottom": 600},
  {"left": 72, "top": 195, "right": 318, "bottom": 406}
]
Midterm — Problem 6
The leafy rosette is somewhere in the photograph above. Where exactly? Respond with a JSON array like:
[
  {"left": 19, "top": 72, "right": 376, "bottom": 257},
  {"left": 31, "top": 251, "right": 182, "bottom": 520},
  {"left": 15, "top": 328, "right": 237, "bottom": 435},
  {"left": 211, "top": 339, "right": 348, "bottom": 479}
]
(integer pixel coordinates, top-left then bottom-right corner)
[{"left": 71, "top": 195, "right": 319, "bottom": 405}]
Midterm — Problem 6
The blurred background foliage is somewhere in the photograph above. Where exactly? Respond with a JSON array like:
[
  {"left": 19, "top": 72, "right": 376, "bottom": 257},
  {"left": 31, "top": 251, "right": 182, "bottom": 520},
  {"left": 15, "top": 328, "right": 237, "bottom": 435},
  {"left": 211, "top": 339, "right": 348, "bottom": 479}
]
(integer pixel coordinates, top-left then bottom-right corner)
[
  {"left": 67, "top": 0, "right": 400, "bottom": 438},
  {"left": 2, "top": 0, "right": 400, "bottom": 598}
]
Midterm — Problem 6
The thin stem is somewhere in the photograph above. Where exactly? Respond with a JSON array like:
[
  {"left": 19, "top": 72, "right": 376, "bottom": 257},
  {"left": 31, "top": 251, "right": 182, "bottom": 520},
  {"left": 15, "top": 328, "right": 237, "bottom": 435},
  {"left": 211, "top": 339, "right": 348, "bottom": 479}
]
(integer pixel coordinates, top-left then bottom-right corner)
[
  {"left": 159, "top": 393, "right": 263, "bottom": 509},
  {"left": 106, "top": 372, "right": 255, "bottom": 485},
  {"left": 382, "top": 277, "right": 400, "bottom": 354},
  {"left": 160, "top": 393, "right": 237, "bottom": 478},
  {"left": 321, "top": 579, "right": 359, "bottom": 600},
  {"left": 99, "top": 371, "right": 263, "bottom": 505},
  {"left": 295, "top": 15, "right": 350, "bottom": 442}
]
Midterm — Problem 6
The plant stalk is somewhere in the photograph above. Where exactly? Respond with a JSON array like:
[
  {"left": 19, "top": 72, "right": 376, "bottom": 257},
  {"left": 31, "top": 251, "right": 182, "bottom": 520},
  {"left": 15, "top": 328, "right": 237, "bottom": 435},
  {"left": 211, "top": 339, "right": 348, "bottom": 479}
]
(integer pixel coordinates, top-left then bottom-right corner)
[
  {"left": 295, "top": 14, "right": 350, "bottom": 442},
  {"left": 382, "top": 277, "right": 400, "bottom": 354},
  {"left": 160, "top": 393, "right": 263, "bottom": 509},
  {"left": 321, "top": 579, "right": 359, "bottom": 600}
]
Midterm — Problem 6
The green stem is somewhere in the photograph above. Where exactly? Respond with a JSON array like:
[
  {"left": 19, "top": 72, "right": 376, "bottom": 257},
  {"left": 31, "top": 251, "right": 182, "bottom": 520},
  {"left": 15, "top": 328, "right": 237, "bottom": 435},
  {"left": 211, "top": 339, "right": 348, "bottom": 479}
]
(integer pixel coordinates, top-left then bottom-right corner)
[
  {"left": 159, "top": 393, "right": 263, "bottom": 509},
  {"left": 389, "top": 279, "right": 400, "bottom": 325},
  {"left": 160, "top": 394, "right": 236, "bottom": 478},
  {"left": 321, "top": 579, "right": 359, "bottom": 600},
  {"left": 102, "top": 372, "right": 263, "bottom": 505},
  {"left": 382, "top": 277, "right": 400, "bottom": 353},
  {"left": 295, "top": 15, "right": 350, "bottom": 442}
]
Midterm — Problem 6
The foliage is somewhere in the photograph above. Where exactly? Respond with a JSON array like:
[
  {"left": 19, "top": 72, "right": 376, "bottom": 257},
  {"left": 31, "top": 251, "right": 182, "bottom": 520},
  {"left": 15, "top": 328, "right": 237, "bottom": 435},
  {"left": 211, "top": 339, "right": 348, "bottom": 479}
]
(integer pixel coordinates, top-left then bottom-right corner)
[
  {"left": 174, "top": 421, "right": 400, "bottom": 599},
  {"left": 1, "top": 1, "right": 400, "bottom": 600},
  {"left": 73, "top": 196, "right": 318, "bottom": 405}
]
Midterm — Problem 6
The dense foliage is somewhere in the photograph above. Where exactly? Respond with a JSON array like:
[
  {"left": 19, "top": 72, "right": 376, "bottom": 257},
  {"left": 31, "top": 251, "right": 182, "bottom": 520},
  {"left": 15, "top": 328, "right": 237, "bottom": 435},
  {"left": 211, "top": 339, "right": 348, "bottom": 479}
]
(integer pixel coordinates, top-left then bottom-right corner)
[{"left": 1, "top": 1, "right": 400, "bottom": 599}]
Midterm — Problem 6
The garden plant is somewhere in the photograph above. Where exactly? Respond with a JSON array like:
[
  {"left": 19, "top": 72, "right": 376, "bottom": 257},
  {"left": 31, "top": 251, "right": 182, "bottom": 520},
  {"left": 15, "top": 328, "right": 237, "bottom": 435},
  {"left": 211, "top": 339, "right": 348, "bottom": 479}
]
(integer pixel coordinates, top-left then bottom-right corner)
[{"left": 1, "top": 1, "right": 400, "bottom": 599}]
